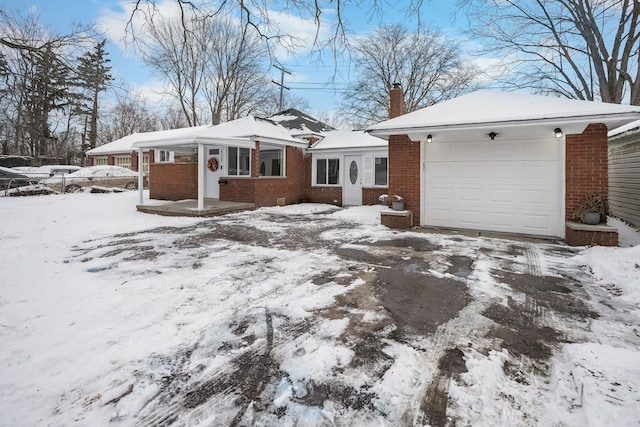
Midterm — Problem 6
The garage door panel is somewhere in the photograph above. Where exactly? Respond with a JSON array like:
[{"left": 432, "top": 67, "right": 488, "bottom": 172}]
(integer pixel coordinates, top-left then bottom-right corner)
[
  {"left": 488, "top": 210, "right": 516, "bottom": 227},
  {"left": 424, "top": 139, "right": 561, "bottom": 237},
  {"left": 429, "top": 207, "right": 455, "bottom": 224},
  {"left": 521, "top": 213, "right": 553, "bottom": 232},
  {"left": 522, "top": 188, "right": 556, "bottom": 207},
  {"left": 458, "top": 209, "right": 483, "bottom": 226},
  {"left": 489, "top": 187, "right": 517, "bottom": 203},
  {"left": 459, "top": 186, "right": 483, "bottom": 202}
]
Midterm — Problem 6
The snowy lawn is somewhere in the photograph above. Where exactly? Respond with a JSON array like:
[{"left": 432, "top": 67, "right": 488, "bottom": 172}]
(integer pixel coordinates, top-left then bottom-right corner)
[{"left": 1, "top": 192, "right": 639, "bottom": 426}]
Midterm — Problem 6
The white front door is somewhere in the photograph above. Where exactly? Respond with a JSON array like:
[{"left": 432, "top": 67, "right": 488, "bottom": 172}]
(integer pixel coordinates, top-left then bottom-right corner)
[
  {"left": 205, "top": 146, "right": 221, "bottom": 199},
  {"left": 343, "top": 155, "right": 363, "bottom": 206}
]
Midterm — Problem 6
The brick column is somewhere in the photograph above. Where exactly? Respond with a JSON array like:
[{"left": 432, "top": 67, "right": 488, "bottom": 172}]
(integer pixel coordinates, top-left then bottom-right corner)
[
  {"left": 388, "top": 134, "right": 421, "bottom": 224},
  {"left": 565, "top": 123, "right": 608, "bottom": 220}
]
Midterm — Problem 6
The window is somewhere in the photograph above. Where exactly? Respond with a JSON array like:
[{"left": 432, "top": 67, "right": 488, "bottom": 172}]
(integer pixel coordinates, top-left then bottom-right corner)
[
  {"left": 115, "top": 156, "right": 131, "bottom": 169},
  {"left": 158, "top": 150, "right": 170, "bottom": 162},
  {"left": 316, "top": 158, "right": 339, "bottom": 185},
  {"left": 228, "top": 147, "right": 250, "bottom": 176},
  {"left": 259, "top": 147, "right": 283, "bottom": 177},
  {"left": 93, "top": 157, "right": 108, "bottom": 166},
  {"left": 374, "top": 157, "right": 388, "bottom": 186},
  {"left": 142, "top": 154, "right": 150, "bottom": 174}
]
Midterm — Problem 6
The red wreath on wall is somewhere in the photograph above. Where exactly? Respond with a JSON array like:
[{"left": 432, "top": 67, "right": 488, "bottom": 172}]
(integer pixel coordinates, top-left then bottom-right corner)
[{"left": 207, "top": 156, "right": 218, "bottom": 172}]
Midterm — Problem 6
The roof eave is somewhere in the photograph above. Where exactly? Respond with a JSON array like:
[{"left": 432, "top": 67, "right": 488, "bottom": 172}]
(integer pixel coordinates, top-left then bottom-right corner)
[{"left": 368, "top": 112, "right": 640, "bottom": 138}]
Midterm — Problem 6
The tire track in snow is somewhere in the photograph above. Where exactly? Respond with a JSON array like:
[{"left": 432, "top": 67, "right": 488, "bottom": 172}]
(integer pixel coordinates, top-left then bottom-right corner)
[{"left": 525, "top": 243, "right": 543, "bottom": 277}]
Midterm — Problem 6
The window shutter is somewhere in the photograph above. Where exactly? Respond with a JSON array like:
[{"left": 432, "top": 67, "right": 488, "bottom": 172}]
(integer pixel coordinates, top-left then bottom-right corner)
[{"left": 364, "top": 156, "right": 373, "bottom": 186}]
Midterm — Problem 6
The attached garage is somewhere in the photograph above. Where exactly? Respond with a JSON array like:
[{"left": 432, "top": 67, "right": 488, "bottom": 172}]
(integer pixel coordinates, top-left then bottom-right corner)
[
  {"left": 423, "top": 136, "right": 563, "bottom": 237},
  {"left": 367, "top": 89, "right": 640, "bottom": 242}
]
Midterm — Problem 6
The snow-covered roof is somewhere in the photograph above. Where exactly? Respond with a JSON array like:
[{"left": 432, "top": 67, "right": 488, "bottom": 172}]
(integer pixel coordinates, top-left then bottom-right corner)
[
  {"left": 269, "top": 108, "right": 334, "bottom": 135},
  {"left": 87, "top": 126, "right": 209, "bottom": 155},
  {"left": 367, "top": 90, "right": 640, "bottom": 139},
  {"left": 310, "top": 130, "right": 387, "bottom": 151},
  {"left": 133, "top": 116, "right": 307, "bottom": 149},
  {"left": 609, "top": 119, "right": 640, "bottom": 138}
]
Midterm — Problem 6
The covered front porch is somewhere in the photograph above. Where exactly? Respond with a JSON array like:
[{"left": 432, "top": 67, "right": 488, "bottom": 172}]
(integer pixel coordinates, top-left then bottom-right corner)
[
  {"left": 131, "top": 116, "right": 309, "bottom": 213},
  {"left": 136, "top": 198, "right": 255, "bottom": 217}
]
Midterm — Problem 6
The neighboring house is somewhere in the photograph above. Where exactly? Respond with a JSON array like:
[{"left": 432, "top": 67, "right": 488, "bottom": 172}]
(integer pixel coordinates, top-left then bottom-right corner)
[
  {"left": 367, "top": 87, "right": 640, "bottom": 245},
  {"left": 86, "top": 126, "right": 208, "bottom": 172},
  {"left": 608, "top": 119, "right": 640, "bottom": 228}
]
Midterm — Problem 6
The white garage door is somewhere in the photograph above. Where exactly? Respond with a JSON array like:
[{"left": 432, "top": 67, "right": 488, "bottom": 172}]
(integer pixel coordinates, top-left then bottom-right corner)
[{"left": 423, "top": 137, "right": 563, "bottom": 237}]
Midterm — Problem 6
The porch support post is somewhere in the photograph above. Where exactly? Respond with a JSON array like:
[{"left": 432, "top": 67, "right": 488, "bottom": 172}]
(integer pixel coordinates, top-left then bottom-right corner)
[
  {"left": 138, "top": 148, "right": 144, "bottom": 205},
  {"left": 197, "top": 142, "right": 205, "bottom": 210}
]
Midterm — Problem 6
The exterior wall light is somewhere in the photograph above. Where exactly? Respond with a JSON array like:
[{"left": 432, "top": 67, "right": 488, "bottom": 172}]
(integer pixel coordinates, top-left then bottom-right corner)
[
  {"left": 427, "top": 134, "right": 433, "bottom": 143},
  {"left": 554, "top": 128, "right": 563, "bottom": 138},
  {"left": 487, "top": 132, "right": 499, "bottom": 140}
]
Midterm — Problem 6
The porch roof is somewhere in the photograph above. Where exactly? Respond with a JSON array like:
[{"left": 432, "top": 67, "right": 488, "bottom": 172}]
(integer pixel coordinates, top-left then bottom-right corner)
[{"left": 132, "top": 116, "right": 308, "bottom": 151}]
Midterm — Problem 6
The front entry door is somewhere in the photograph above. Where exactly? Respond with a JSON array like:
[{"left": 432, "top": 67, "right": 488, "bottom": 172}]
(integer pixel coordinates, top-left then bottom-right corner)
[
  {"left": 205, "top": 146, "right": 221, "bottom": 199},
  {"left": 343, "top": 155, "right": 363, "bottom": 206}
]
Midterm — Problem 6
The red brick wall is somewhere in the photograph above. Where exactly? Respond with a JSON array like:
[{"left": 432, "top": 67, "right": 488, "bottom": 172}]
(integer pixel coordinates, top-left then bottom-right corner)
[
  {"left": 149, "top": 163, "right": 197, "bottom": 200},
  {"left": 565, "top": 226, "right": 618, "bottom": 246},
  {"left": 388, "top": 134, "right": 421, "bottom": 224},
  {"left": 131, "top": 151, "right": 138, "bottom": 172},
  {"left": 565, "top": 123, "right": 609, "bottom": 219},
  {"left": 220, "top": 178, "right": 255, "bottom": 203},
  {"left": 363, "top": 187, "right": 388, "bottom": 205},
  {"left": 308, "top": 187, "right": 343, "bottom": 205},
  {"left": 253, "top": 146, "right": 306, "bottom": 206}
]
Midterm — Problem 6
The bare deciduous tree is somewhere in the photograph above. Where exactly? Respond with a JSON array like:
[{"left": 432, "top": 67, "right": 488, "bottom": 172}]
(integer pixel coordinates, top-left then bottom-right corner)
[
  {"left": 126, "top": 0, "right": 433, "bottom": 59},
  {"left": 338, "top": 24, "right": 478, "bottom": 126},
  {"left": 458, "top": 0, "right": 640, "bottom": 104},
  {"left": 137, "top": 12, "right": 275, "bottom": 126},
  {"left": 98, "top": 93, "right": 160, "bottom": 145}
]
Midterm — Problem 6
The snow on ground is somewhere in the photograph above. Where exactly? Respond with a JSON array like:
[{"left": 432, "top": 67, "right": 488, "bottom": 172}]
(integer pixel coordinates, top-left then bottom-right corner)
[{"left": 1, "top": 192, "right": 639, "bottom": 426}]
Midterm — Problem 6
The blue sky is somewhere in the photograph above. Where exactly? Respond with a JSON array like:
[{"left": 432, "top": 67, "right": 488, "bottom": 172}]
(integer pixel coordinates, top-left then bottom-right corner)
[{"left": 14, "top": 0, "right": 468, "bottom": 116}]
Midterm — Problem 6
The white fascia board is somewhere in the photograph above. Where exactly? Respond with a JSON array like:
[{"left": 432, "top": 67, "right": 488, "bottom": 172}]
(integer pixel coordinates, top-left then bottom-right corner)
[
  {"left": 251, "top": 136, "right": 308, "bottom": 148},
  {"left": 368, "top": 112, "right": 640, "bottom": 140},
  {"left": 309, "top": 146, "right": 388, "bottom": 154}
]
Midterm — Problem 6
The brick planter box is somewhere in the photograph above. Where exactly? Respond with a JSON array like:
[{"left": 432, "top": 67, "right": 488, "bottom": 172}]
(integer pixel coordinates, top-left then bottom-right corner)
[{"left": 565, "top": 221, "right": 618, "bottom": 246}]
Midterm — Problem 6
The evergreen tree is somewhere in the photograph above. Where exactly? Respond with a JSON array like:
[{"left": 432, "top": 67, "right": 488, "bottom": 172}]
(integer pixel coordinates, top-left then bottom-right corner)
[
  {"left": 76, "top": 39, "right": 112, "bottom": 151},
  {"left": 23, "top": 43, "right": 73, "bottom": 162}
]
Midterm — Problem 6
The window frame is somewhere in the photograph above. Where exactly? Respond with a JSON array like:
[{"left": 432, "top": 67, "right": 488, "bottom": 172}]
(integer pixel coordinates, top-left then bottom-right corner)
[
  {"left": 114, "top": 156, "right": 131, "bottom": 169},
  {"left": 226, "top": 146, "right": 251, "bottom": 177},
  {"left": 158, "top": 150, "right": 171, "bottom": 163},
  {"left": 373, "top": 156, "right": 388, "bottom": 187},
  {"left": 314, "top": 157, "right": 340, "bottom": 186},
  {"left": 93, "top": 156, "right": 108, "bottom": 166},
  {"left": 258, "top": 145, "right": 285, "bottom": 177}
]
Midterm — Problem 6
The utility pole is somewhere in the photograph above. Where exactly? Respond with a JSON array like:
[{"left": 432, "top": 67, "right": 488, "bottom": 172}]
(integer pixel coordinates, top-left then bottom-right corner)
[{"left": 272, "top": 64, "right": 291, "bottom": 111}]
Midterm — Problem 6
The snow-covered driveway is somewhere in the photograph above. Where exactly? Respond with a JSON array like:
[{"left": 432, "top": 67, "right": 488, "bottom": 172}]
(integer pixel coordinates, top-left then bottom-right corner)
[{"left": 1, "top": 192, "right": 639, "bottom": 426}]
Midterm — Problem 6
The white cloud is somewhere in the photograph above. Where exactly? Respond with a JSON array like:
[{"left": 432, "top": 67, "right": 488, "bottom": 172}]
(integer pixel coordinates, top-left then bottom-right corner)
[{"left": 96, "top": 0, "right": 181, "bottom": 56}]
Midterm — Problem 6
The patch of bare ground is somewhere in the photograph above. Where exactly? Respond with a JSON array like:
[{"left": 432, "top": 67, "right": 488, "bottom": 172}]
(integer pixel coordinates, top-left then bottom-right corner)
[
  {"left": 376, "top": 257, "right": 470, "bottom": 335},
  {"left": 422, "top": 347, "right": 468, "bottom": 427}
]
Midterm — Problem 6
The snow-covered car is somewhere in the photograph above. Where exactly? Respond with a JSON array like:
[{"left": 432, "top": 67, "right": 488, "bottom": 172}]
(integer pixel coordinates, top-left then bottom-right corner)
[
  {"left": 40, "top": 165, "right": 139, "bottom": 193},
  {"left": 14, "top": 165, "right": 82, "bottom": 180},
  {"left": 0, "top": 166, "right": 36, "bottom": 190}
]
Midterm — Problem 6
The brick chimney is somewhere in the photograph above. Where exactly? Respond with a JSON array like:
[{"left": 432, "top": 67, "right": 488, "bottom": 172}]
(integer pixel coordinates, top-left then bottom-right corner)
[{"left": 389, "top": 82, "right": 405, "bottom": 119}]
